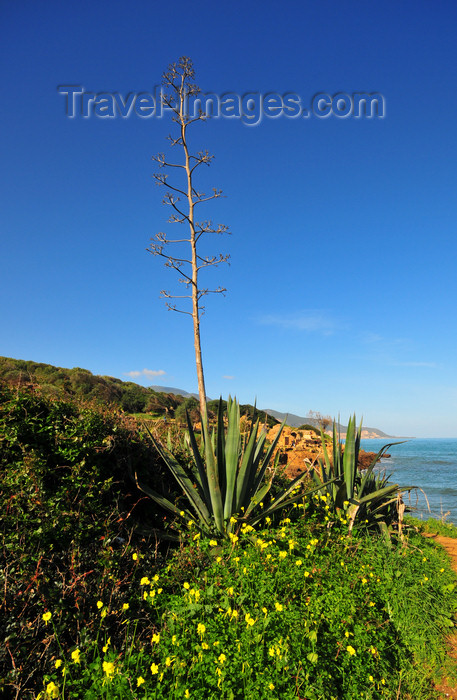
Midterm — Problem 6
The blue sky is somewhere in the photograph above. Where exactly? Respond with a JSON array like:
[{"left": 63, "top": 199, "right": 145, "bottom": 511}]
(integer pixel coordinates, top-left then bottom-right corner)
[{"left": 2, "top": 0, "right": 457, "bottom": 437}]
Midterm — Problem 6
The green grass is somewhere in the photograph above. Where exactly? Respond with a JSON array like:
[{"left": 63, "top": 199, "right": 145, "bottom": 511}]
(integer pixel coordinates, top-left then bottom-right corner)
[{"left": 405, "top": 515, "right": 457, "bottom": 538}]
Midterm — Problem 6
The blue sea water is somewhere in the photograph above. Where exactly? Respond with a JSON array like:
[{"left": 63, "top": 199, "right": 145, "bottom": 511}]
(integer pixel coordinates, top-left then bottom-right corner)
[{"left": 360, "top": 438, "right": 457, "bottom": 525}]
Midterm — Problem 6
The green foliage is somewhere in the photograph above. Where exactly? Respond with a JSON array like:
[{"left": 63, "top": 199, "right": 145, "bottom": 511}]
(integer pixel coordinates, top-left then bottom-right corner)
[
  {"left": 0, "top": 357, "right": 279, "bottom": 427},
  {"left": 0, "top": 384, "right": 170, "bottom": 699},
  {"left": 311, "top": 416, "right": 414, "bottom": 534},
  {"left": 206, "top": 398, "right": 278, "bottom": 428},
  {"left": 35, "top": 520, "right": 457, "bottom": 699},
  {"left": 297, "top": 423, "right": 321, "bottom": 435},
  {"left": 174, "top": 396, "right": 200, "bottom": 424},
  {"left": 136, "top": 397, "right": 319, "bottom": 537}
]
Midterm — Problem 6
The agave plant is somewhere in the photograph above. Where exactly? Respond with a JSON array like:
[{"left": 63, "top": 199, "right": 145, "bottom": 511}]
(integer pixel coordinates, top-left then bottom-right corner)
[
  {"left": 311, "top": 416, "right": 414, "bottom": 534},
  {"left": 135, "top": 397, "right": 329, "bottom": 537}
]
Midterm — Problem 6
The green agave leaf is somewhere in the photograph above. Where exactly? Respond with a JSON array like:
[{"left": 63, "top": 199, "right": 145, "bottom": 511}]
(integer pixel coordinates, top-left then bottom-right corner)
[
  {"left": 201, "top": 407, "right": 224, "bottom": 533},
  {"left": 342, "top": 414, "right": 357, "bottom": 500},
  {"left": 142, "top": 423, "right": 211, "bottom": 527},
  {"left": 244, "top": 478, "right": 273, "bottom": 519},
  {"left": 235, "top": 417, "right": 261, "bottom": 513},
  {"left": 359, "top": 441, "right": 406, "bottom": 497},
  {"left": 223, "top": 397, "right": 241, "bottom": 520},
  {"left": 134, "top": 472, "right": 198, "bottom": 525},
  {"left": 185, "top": 410, "right": 211, "bottom": 506},
  {"left": 250, "top": 477, "right": 338, "bottom": 526},
  {"left": 252, "top": 417, "right": 287, "bottom": 496}
]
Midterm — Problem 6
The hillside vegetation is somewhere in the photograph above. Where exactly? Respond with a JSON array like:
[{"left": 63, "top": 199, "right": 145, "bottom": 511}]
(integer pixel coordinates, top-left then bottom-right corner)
[{"left": 0, "top": 356, "right": 277, "bottom": 427}]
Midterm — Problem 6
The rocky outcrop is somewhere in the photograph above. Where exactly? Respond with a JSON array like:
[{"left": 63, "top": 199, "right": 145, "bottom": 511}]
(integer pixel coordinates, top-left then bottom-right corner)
[{"left": 269, "top": 427, "right": 391, "bottom": 480}]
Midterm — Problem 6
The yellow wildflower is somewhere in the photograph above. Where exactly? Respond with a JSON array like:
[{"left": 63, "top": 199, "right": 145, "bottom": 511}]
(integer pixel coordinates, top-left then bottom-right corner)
[
  {"left": 346, "top": 645, "right": 356, "bottom": 656},
  {"left": 245, "top": 613, "right": 256, "bottom": 627},
  {"left": 197, "top": 623, "right": 206, "bottom": 637},
  {"left": 150, "top": 663, "right": 159, "bottom": 675},
  {"left": 96, "top": 601, "right": 103, "bottom": 609},
  {"left": 102, "top": 637, "right": 111, "bottom": 653},
  {"left": 296, "top": 559, "right": 303, "bottom": 566},
  {"left": 275, "top": 602, "right": 283, "bottom": 612},
  {"left": 42, "top": 612, "right": 52, "bottom": 625},
  {"left": 185, "top": 691, "right": 190, "bottom": 699},
  {"left": 122, "top": 603, "right": 129, "bottom": 611},
  {"left": 54, "top": 660, "right": 62, "bottom": 669},
  {"left": 202, "top": 642, "right": 209, "bottom": 649},
  {"left": 209, "top": 539, "right": 218, "bottom": 546},
  {"left": 218, "top": 653, "right": 226, "bottom": 664},
  {"left": 140, "top": 577, "right": 150, "bottom": 586},
  {"left": 132, "top": 553, "right": 138, "bottom": 561},
  {"left": 152, "top": 633, "right": 160, "bottom": 643},
  {"left": 71, "top": 649, "right": 81, "bottom": 664},
  {"left": 45, "top": 681, "right": 59, "bottom": 698},
  {"left": 183, "top": 582, "right": 190, "bottom": 589},
  {"left": 137, "top": 677, "right": 145, "bottom": 687},
  {"left": 269, "top": 682, "right": 275, "bottom": 690},
  {"left": 103, "top": 660, "right": 115, "bottom": 678}
]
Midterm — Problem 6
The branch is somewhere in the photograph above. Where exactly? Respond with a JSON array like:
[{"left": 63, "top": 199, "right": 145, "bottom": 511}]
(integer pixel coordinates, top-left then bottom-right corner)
[
  {"left": 164, "top": 303, "right": 193, "bottom": 316},
  {"left": 196, "top": 253, "right": 230, "bottom": 270},
  {"left": 153, "top": 174, "right": 188, "bottom": 197},
  {"left": 193, "top": 189, "right": 224, "bottom": 205},
  {"left": 197, "top": 286, "right": 227, "bottom": 300}
]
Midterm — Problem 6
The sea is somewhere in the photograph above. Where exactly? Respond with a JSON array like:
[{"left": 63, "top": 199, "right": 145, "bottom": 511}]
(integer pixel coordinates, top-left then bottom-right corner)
[{"left": 360, "top": 438, "right": 457, "bottom": 525}]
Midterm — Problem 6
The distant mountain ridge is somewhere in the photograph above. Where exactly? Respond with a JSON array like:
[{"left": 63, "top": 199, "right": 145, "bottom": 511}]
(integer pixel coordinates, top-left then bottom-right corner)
[
  {"left": 150, "top": 387, "right": 394, "bottom": 438},
  {"left": 150, "top": 385, "right": 200, "bottom": 400},
  {"left": 262, "top": 408, "right": 394, "bottom": 438}
]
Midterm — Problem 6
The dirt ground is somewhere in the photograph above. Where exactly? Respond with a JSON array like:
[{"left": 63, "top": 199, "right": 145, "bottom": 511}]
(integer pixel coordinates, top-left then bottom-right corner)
[{"left": 424, "top": 534, "right": 457, "bottom": 698}]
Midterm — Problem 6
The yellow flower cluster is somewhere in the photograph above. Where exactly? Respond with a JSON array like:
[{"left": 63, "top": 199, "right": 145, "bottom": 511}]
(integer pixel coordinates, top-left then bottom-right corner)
[
  {"left": 244, "top": 612, "right": 256, "bottom": 627},
  {"left": 102, "top": 660, "right": 115, "bottom": 678}
]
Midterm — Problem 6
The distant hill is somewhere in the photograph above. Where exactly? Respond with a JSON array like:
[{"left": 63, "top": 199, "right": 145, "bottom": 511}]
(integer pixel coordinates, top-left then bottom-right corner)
[
  {"left": 263, "top": 408, "right": 394, "bottom": 438},
  {"left": 0, "top": 357, "right": 395, "bottom": 437},
  {"left": 150, "top": 385, "right": 200, "bottom": 400},
  {"left": 0, "top": 357, "right": 277, "bottom": 427}
]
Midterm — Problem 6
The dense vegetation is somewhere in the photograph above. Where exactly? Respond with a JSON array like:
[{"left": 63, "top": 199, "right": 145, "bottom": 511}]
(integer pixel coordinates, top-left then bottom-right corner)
[
  {"left": 0, "top": 356, "right": 278, "bottom": 426},
  {"left": 1, "top": 383, "right": 457, "bottom": 698}
]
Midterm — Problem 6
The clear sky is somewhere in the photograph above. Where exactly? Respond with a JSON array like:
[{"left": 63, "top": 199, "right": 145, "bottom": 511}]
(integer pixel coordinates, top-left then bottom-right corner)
[{"left": 2, "top": 0, "right": 457, "bottom": 437}]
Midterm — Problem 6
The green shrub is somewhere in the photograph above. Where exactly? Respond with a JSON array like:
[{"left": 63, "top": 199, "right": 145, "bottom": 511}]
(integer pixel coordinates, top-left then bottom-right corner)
[
  {"left": 35, "top": 519, "right": 457, "bottom": 699},
  {"left": 0, "top": 384, "right": 170, "bottom": 699}
]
